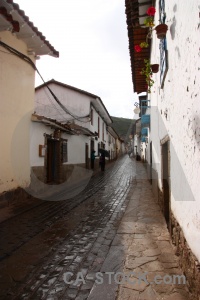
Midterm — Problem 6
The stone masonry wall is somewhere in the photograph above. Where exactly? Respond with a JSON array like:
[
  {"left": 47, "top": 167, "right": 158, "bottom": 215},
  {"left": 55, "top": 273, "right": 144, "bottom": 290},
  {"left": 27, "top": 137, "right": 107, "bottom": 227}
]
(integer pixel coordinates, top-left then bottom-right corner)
[
  {"left": 149, "top": 162, "right": 200, "bottom": 299},
  {"left": 0, "top": 187, "right": 31, "bottom": 209},
  {"left": 170, "top": 212, "right": 200, "bottom": 300}
]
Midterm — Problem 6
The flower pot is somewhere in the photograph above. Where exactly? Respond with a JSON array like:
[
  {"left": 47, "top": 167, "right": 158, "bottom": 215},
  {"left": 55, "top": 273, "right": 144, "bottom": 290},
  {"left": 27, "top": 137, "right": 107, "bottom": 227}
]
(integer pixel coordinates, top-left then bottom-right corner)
[
  {"left": 151, "top": 64, "right": 159, "bottom": 73},
  {"left": 155, "top": 24, "right": 168, "bottom": 39}
]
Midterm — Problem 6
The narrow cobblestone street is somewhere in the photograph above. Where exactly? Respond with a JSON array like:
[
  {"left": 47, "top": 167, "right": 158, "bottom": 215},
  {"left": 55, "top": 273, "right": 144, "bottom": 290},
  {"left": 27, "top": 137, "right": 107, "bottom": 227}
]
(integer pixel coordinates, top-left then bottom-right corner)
[{"left": 0, "top": 156, "right": 191, "bottom": 299}]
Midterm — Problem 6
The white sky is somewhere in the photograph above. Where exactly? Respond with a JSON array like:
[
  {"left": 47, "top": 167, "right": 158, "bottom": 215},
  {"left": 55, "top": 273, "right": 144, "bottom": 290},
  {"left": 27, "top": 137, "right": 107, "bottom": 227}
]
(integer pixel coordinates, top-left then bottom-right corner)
[{"left": 15, "top": 0, "right": 139, "bottom": 119}]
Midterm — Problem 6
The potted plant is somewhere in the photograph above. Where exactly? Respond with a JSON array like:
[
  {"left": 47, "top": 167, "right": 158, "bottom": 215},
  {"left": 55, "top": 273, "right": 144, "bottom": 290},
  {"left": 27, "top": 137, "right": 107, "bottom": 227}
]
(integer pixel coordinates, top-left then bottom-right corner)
[
  {"left": 151, "top": 64, "right": 159, "bottom": 73},
  {"left": 155, "top": 24, "right": 168, "bottom": 39},
  {"left": 144, "top": 16, "right": 155, "bottom": 27},
  {"left": 140, "top": 59, "right": 157, "bottom": 93}
]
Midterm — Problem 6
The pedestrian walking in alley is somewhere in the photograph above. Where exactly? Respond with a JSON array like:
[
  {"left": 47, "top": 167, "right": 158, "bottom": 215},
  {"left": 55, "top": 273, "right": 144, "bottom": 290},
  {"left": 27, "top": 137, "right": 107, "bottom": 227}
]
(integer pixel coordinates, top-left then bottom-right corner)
[
  {"left": 91, "top": 150, "right": 96, "bottom": 169},
  {"left": 99, "top": 153, "right": 105, "bottom": 171}
]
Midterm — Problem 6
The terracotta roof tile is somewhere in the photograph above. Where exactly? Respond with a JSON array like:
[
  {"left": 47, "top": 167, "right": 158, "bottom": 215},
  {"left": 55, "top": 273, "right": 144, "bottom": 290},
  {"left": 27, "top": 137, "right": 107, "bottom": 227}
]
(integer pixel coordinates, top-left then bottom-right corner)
[
  {"left": 0, "top": 0, "right": 59, "bottom": 57},
  {"left": 125, "top": 0, "right": 151, "bottom": 94}
]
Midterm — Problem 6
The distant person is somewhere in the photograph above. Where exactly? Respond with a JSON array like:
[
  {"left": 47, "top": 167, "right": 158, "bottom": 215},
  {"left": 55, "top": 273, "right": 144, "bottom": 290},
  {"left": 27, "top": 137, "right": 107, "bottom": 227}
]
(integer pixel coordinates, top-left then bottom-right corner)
[
  {"left": 91, "top": 150, "right": 96, "bottom": 169},
  {"left": 99, "top": 153, "right": 105, "bottom": 171},
  {"left": 136, "top": 152, "right": 141, "bottom": 161}
]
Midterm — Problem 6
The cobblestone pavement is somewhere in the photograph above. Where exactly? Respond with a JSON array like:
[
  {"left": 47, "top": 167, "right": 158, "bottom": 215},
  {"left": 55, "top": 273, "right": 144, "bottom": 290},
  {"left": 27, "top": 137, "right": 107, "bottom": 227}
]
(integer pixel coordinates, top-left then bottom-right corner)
[
  {"left": 0, "top": 156, "right": 135, "bottom": 299},
  {"left": 0, "top": 158, "right": 131, "bottom": 261},
  {"left": 0, "top": 156, "right": 192, "bottom": 299}
]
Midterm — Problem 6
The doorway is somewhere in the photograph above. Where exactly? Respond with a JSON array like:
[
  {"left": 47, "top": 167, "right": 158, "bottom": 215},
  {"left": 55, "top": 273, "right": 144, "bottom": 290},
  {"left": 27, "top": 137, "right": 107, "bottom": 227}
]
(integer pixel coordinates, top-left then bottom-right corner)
[
  {"left": 150, "top": 141, "right": 152, "bottom": 184},
  {"left": 85, "top": 143, "right": 89, "bottom": 169},
  {"left": 90, "top": 140, "right": 94, "bottom": 152},
  {"left": 90, "top": 140, "right": 94, "bottom": 169},
  {"left": 162, "top": 141, "right": 170, "bottom": 228},
  {"left": 46, "top": 139, "right": 61, "bottom": 183}
]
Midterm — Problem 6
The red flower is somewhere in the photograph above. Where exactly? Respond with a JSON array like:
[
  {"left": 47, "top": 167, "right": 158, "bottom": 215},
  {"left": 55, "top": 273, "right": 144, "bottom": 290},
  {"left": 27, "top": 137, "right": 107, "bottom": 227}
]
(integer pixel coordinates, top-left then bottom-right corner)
[
  {"left": 134, "top": 45, "right": 142, "bottom": 52},
  {"left": 147, "top": 7, "right": 156, "bottom": 16}
]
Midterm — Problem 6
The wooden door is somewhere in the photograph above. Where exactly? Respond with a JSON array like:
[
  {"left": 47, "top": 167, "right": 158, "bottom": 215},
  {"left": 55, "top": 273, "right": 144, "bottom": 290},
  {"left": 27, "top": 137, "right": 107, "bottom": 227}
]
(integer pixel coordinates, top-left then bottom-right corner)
[
  {"left": 46, "top": 139, "right": 60, "bottom": 183},
  {"left": 162, "top": 141, "right": 170, "bottom": 228},
  {"left": 85, "top": 143, "right": 89, "bottom": 169},
  {"left": 150, "top": 141, "right": 152, "bottom": 184}
]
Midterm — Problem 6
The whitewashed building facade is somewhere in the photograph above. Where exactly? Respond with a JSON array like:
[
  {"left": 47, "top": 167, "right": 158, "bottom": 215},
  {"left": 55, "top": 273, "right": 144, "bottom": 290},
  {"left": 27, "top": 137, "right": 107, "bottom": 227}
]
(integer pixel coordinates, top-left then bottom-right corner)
[
  {"left": 125, "top": 0, "right": 200, "bottom": 296},
  {"left": 149, "top": 1, "right": 200, "bottom": 288},
  {"left": 31, "top": 79, "right": 121, "bottom": 184},
  {"left": 0, "top": 0, "right": 58, "bottom": 202}
]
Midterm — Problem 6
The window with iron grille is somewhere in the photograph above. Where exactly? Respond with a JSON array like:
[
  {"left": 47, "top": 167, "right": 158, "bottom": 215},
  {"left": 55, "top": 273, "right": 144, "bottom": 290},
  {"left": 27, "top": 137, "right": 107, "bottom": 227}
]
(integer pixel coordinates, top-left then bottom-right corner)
[
  {"left": 102, "top": 123, "right": 104, "bottom": 141},
  {"left": 61, "top": 141, "right": 68, "bottom": 163},
  {"left": 159, "top": 0, "right": 168, "bottom": 89},
  {"left": 98, "top": 117, "right": 100, "bottom": 138},
  {"left": 108, "top": 134, "right": 111, "bottom": 145},
  {"left": 90, "top": 109, "right": 93, "bottom": 125}
]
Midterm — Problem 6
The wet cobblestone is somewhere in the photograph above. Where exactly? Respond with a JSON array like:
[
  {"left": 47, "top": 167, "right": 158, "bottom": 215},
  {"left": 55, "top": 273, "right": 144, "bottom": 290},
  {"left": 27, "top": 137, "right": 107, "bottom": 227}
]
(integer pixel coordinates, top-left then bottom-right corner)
[
  {"left": 0, "top": 156, "right": 192, "bottom": 299},
  {"left": 0, "top": 161, "right": 130, "bottom": 260},
  {"left": 0, "top": 156, "right": 135, "bottom": 299}
]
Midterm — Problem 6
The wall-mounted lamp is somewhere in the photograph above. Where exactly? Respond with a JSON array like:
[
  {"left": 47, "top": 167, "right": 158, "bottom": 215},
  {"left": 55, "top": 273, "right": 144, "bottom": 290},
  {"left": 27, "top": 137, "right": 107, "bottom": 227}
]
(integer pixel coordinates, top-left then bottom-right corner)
[{"left": 133, "top": 102, "right": 140, "bottom": 114}]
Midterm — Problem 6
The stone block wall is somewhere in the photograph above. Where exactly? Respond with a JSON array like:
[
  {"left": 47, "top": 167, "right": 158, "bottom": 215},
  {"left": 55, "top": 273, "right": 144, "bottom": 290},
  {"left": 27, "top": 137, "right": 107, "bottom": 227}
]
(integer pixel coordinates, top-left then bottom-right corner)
[
  {"left": 170, "top": 212, "right": 200, "bottom": 300},
  {"left": 151, "top": 174, "right": 200, "bottom": 298},
  {"left": 157, "top": 186, "right": 200, "bottom": 299},
  {"left": 32, "top": 164, "right": 87, "bottom": 184},
  {"left": 0, "top": 187, "right": 31, "bottom": 208}
]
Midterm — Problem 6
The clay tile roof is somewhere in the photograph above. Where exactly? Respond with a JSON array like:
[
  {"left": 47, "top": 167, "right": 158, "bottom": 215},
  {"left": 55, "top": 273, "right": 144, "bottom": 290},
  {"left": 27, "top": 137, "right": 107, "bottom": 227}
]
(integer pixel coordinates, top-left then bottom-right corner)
[
  {"left": 0, "top": 0, "right": 59, "bottom": 57},
  {"left": 125, "top": 0, "right": 152, "bottom": 94}
]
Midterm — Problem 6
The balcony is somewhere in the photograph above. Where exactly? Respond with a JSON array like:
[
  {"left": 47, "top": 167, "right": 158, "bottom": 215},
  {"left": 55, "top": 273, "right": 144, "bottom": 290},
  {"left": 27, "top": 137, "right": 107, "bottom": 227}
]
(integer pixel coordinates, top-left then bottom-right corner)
[
  {"left": 141, "top": 114, "right": 150, "bottom": 125},
  {"left": 141, "top": 127, "right": 148, "bottom": 136}
]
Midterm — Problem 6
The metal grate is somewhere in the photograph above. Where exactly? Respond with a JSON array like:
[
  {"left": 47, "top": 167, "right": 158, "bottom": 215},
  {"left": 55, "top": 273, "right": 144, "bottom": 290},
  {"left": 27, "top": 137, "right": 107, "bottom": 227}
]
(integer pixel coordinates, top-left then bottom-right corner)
[{"left": 159, "top": 0, "right": 168, "bottom": 88}]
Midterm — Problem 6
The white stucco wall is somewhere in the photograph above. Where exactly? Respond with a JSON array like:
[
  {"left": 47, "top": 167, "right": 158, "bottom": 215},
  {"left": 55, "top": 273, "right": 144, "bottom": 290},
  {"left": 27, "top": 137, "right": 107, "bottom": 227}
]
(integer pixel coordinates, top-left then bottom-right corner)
[
  {"left": 30, "top": 122, "right": 49, "bottom": 167},
  {"left": 68, "top": 134, "right": 89, "bottom": 164},
  {"left": 30, "top": 122, "right": 89, "bottom": 166},
  {"left": 121, "top": 141, "right": 125, "bottom": 154},
  {"left": 90, "top": 106, "right": 99, "bottom": 136},
  {"left": 35, "top": 83, "right": 91, "bottom": 127},
  {"left": 90, "top": 107, "right": 105, "bottom": 143},
  {"left": 149, "top": 0, "right": 200, "bottom": 261},
  {"left": 0, "top": 31, "right": 35, "bottom": 193},
  {"left": 35, "top": 85, "right": 111, "bottom": 159}
]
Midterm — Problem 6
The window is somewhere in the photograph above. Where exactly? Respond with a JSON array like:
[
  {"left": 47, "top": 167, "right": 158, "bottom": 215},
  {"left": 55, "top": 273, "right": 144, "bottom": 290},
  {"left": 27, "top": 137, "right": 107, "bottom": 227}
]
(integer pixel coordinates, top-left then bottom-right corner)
[
  {"left": 102, "top": 123, "right": 104, "bottom": 141},
  {"left": 159, "top": 0, "right": 168, "bottom": 88},
  {"left": 91, "top": 109, "right": 93, "bottom": 125},
  {"left": 98, "top": 142, "right": 100, "bottom": 155},
  {"left": 108, "top": 134, "right": 111, "bottom": 145},
  {"left": 159, "top": 39, "right": 168, "bottom": 88},
  {"left": 98, "top": 117, "right": 100, "bottom": 138},
  {"left": 61, "top": 141, "right": 68, "bottom": 163},
  {"left": 159, "top": 0, "right": 166, "bottom": 23}
]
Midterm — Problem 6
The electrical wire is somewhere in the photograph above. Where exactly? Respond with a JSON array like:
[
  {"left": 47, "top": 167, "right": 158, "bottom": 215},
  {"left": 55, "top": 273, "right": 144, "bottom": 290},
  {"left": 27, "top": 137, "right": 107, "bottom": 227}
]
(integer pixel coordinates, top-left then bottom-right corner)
[{"left": 0, "top": 40, "right": 90, "bottom": 123}]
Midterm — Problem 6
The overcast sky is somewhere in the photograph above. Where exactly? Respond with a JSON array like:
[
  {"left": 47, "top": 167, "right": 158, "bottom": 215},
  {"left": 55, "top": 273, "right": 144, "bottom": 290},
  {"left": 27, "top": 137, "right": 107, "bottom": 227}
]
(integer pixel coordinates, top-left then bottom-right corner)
[{"left": 15, "top": 0, "right": 139, "bottom": 119}]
